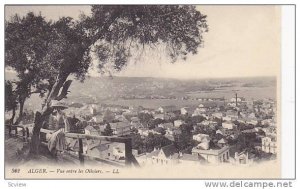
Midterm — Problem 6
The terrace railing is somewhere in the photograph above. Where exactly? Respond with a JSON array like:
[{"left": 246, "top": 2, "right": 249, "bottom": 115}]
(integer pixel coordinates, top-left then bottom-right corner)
[{"left": 5, "top": 124, "right": 139, "bottom": 167}]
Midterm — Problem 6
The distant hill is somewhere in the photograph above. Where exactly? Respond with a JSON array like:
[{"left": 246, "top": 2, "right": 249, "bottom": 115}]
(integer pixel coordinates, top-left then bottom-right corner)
[
  {"left": 4, "top": 71, "right": 276, "bottom": 110},
  {"left": 67, "top": 75, "right": 276, "bottom": 97}
]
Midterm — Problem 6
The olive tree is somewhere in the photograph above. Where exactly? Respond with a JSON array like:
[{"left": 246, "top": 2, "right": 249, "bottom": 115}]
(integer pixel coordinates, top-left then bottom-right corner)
[
  {"left": 5, "top": 13, "right": 54, "bottom": 124},
  {"left": 6, "top": 5, "right": 208, "bottom": 155}
]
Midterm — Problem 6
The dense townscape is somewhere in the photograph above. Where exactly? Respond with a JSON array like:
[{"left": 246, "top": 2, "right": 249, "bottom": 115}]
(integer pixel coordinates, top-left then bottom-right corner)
[{"left": 7, "top": 92, "right": 277, "bottom": 167}]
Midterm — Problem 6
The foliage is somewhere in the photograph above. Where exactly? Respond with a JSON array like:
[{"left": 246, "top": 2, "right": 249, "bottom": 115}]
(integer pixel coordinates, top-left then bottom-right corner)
[
  {"left": 174, "top": 133, "right": 195, "bottom": 153},
  {"left": 235, "top": 132, "right": 259, "bottom": 152},
  {"left": 5, "top": 13, "right": 56, "bottom": 123},
  {"left": 6, "top": 5, "right": 208, "bottom": 107},
  {"left": 174, "top": 123, "right": 195, "bottom": 152},
  {"left": 130, "top": 133, "right": 145, "bottom": 153},
  {"left": 153, "top": 127, "right": 166, "bottom": 135},
  {"left": 5, "top": 5, "right": 208, "bottom": 154},
  {"left": 5, "top": 12, "right": 54, "bottom": 98},
  {"left": 144, "top": 133, "right": 172, "bottom": 152},
  {"left": 89, "top": 5, "right": 208, "bottom": 73},
  {"left": 102, "top": 123, "right": 113, "bottom": 136},
  {"left": 179, "top": 123, "right": 194, "bottom": 134},
  {"left": 43, "top": 16, "right": 92, "bottom": 82},
  {"left": 130, "top": 132, "right": 172, "bottom": 153},
  {"left": 137, "top": 112, "right": 153, "bottom": 126},
  {"left": 148, "top": 118, "right": 165, "bottom": 129},
  {"left": 235, "top": 122, "right": 255, "bottom": 131},
  {"left": 103, "top": 110, "right": 115, "bottom": 122},
  {"left": 130, "top": 127, "right": 139, "bottom": 134},
  {"left": 20, "top": 109, "right": 35, "bottom": 124}
]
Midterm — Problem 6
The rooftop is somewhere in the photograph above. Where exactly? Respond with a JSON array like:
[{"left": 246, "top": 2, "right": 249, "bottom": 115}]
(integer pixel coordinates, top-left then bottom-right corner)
[
  {"left": 192, "top": 146, "right": 229, "bottom": 156},
  {"left": 110, "top": 121, "right": 131, "bottom": 129}
]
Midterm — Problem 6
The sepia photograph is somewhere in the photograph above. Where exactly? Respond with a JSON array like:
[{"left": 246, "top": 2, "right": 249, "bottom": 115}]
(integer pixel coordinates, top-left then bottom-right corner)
[{"left": 4, "top": 5, "right": 281, "bottom": 179}]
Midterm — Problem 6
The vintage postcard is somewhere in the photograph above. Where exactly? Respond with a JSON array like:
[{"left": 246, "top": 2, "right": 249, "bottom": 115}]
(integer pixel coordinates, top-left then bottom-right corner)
[{"left": 4, "top": 5, "right": 281, "bottom": 179}]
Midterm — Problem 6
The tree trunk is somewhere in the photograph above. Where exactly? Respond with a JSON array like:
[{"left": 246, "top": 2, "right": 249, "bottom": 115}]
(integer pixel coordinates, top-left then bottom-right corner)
[
  {"left": 29, "top": 111, "right": 43, "bottom": 155},
  {"left": 29, "top": 73, "right": 71, "bottom": 155},
  {"left": 14, "top": 98, "right": 25, "bottom": 125},
  {"left": 10, "top": 107, "right": 16, "bottom": 125}
]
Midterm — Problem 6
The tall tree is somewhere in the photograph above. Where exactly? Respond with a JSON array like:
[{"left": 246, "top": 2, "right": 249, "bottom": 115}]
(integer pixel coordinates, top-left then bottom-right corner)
[
  {"left": 174, "top": 123, "right": 194, "bottom": 151},
  {"left": 6, "top": 5, "right": 208, "bottom": 155},
  {"left": 5, "top": 12, "right": 55, "bottom": 124}
]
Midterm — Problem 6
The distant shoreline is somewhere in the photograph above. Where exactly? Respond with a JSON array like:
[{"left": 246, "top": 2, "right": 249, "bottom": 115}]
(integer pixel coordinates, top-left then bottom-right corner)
[{"left": 5, "top": 70, "right": 277, "bottom": 81}]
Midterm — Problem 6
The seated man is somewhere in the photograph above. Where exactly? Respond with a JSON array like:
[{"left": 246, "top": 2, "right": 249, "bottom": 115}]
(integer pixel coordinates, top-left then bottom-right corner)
[{"left": 47, "top": 101, "right": 69, "bottom": 157}]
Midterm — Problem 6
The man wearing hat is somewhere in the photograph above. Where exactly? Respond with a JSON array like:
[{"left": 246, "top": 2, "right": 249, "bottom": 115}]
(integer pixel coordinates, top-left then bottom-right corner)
[
  {"left": 47, "top": 100, "right": 70, "bottom": 157},
  {"left": 50, "top": 101, "right": 70, "bottom": 132}
]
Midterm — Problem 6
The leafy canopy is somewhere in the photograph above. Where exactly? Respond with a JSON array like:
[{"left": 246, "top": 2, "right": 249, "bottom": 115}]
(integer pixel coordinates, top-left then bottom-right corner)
[
  {"left": 5, "top": 12, "right": 54, "bottom": 97},
  {"left": 88, "top": 5, "right": 208, "bottom": 73},
  {"left": 5, "top": 5, "right": 208, "bottom": 98}
]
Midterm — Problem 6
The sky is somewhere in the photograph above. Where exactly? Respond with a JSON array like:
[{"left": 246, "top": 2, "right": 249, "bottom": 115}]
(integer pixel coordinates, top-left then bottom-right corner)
[{"left": 5, "top": 5, "right": 281, "bottom": 79}]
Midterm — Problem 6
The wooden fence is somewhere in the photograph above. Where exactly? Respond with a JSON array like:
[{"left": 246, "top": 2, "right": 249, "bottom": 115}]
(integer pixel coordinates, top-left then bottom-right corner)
[{"left": 5, "top": 124, "right": 139, "bottom": 167}]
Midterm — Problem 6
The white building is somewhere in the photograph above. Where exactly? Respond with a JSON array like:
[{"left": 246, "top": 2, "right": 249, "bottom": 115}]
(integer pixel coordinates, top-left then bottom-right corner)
[
  {"left": 181, "top": 107, "right": 195, "bottom": 115},
  {"left": 262, "top": 136, "right": 277, "bottom": 154},
  {"left": 222, "top": 121, "right": 236, "bottom": 130},
  {"left": 193, "top": 133, "right": 211, "bottom": 143},
  {"left": 110, "top": 122, "right": 131, "bottom": 136},
  {"left": 192, "top": 146, "right": 230, "bottom": 164},
  {"left": 222, "top": 116, "right": 232, "bottom": 122},
  {"left": 146, "top": 145, "right": 179, "bottom": 165},
  {"left": 174, "top": 120, "right": 185, "bottom": 127},
  {"left": 230, "top": 151, "right": 253, "bottom": 165},
  {"left": 212, "top": 112, "right": 223, "bottom": 119},
  {"left": 112, "top": 146, "right": 125, "bottom": 160},
  {"left": 230, "top": 97, "right": 245, "bottom": 102}
]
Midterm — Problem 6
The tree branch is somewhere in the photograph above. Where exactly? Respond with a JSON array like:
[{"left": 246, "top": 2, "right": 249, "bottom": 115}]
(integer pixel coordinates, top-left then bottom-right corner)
[
  {"left": 89, "top": 12, "right": 120, "bottom": 46},
  {"left": 45, "top": 73, "right": 69, "bottom": 103},
  {"left": 55, "top": 80, "right": 73, "bottom": 101}
]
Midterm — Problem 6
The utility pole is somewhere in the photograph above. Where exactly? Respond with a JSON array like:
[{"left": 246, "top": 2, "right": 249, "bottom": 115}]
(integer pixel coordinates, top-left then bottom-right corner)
[
  {"left": 234, "top": 91, "right": 241, "bottom": 119},
  {"left": 235, "top": 92, "right": 238, "bottom": 107}
]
